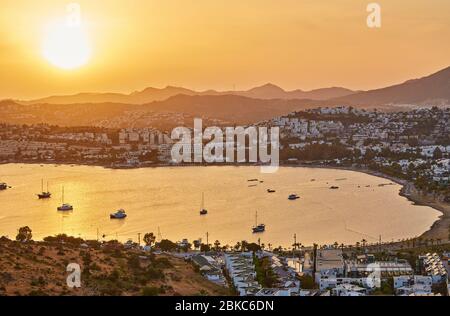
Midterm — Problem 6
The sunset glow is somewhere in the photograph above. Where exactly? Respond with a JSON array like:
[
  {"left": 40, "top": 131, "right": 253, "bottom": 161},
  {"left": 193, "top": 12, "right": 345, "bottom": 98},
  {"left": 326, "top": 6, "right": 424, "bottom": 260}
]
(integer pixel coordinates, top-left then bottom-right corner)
[
  {"left": 42, "top": 20, "right": 91, "bottom": 70},
  {"left": 0, "top": 0, "right": 449, "bottom": 99}
]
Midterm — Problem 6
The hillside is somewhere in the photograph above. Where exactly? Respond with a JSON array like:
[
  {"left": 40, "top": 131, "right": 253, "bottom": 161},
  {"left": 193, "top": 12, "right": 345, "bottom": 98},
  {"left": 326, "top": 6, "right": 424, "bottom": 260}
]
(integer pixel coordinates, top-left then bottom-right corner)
[
  {"left": 334, "top": 66, "right": 450, "bottom": 106},
  {"left": 0, "top": 96, "right": 322, "bottom": 128},
  {"left": 0, "top": 236, "right": 229, "bottom": 296}
]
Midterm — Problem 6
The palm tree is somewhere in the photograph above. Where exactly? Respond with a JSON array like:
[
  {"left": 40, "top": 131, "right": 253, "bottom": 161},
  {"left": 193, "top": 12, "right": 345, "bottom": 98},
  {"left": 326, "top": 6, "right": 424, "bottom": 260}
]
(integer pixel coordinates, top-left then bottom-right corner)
[
  {"left": 214, "top": 240, "right": 221, "bottom": 251},
  {"left": 268, "top": 243, "right": 272, "bottom": 251},
  {"left": 333, "top": 242, "right": 339, "bottom": 249},
  {"left": 234, "top": 241, "right": 241, "bottom": 251},
  {"left": 361, "top": 239, "right": 367, "bottom": 248}
]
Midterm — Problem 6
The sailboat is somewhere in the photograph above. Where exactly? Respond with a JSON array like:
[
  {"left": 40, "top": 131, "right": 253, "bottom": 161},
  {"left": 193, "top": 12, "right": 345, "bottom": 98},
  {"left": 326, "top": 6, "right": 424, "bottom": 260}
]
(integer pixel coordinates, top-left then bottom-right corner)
[
  {"left": 252, "top": 211, "right": 266, "bottom": 233},
  {"left": 57, "top": 186, "right": 73, "bottom": 211},
  {"left": 0, "top": 182, "right": 7, "bottom": 191},
  {"left": 37, "top": 179, "right": 51, "bottom": 199},
  {"left": 199, "top": 192, "right": 208, "bottom": 215}
]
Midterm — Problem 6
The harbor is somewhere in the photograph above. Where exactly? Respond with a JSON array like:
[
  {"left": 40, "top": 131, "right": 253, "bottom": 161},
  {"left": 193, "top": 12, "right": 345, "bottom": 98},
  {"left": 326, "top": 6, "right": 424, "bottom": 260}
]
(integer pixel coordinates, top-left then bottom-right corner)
[{"left": 0, "top": 164, "right": 441, "bottom": 247}]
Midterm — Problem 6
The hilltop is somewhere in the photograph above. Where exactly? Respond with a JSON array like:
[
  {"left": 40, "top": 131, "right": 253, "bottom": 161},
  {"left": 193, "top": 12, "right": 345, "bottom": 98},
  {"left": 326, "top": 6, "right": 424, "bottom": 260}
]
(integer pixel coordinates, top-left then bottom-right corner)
[{"left": 0, "top": 236, "right": 229, "bottom": 296}]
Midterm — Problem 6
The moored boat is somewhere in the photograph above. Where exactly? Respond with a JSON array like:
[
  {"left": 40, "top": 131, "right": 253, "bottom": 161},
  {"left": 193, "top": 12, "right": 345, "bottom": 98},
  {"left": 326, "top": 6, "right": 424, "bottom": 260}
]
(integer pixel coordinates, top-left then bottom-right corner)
[
  {"left": 57, "top": 186, "right": 73, "bottom": 211},
  {"left": 110, "top": 209, "right": 127, "bottom": 219},
  {"left": 37, "top": 179, "right": 51, "bottom": 199},
  {"left": 288, "top": 194, "right": 300, "bottom": 200},
  {"left": 199, "top": 192, "right": 208, "bottom": 215},
  {"left": 252, "top": 211, "right": 266, "bottom": 233},
  {"left": 57, "top": 203, "right": 73, "bottom": 211}
]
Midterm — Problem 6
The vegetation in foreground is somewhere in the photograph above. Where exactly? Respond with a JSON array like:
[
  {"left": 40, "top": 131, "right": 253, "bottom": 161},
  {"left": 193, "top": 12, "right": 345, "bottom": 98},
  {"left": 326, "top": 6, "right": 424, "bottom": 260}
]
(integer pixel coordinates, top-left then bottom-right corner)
[{"left": 0, "top": 229, "right": 230, "bottom": 296}]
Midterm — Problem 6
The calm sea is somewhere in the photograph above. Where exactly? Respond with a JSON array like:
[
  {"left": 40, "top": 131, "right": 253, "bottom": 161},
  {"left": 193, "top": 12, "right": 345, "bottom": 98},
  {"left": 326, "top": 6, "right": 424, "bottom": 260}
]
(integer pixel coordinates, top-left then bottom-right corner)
[{"left": 0, "top": 164, "right": 441, "bottom": 247}]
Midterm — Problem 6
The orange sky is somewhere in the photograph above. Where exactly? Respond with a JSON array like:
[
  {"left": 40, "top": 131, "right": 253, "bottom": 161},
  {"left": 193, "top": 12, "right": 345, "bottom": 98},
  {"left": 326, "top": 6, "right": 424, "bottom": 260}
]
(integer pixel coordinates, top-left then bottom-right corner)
[{"left": 1, "top": 0, "right": 449, "bottom": 99}]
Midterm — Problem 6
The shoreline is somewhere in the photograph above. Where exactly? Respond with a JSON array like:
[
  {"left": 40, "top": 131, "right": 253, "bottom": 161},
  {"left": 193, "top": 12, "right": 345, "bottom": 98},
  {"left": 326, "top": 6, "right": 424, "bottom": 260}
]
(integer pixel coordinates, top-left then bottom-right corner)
[
  {"left": 1, "top": 161, "right": 449, "bottom": 243},
  {"left": 293, "top": 163, "right": 449, "bottom": 242}
]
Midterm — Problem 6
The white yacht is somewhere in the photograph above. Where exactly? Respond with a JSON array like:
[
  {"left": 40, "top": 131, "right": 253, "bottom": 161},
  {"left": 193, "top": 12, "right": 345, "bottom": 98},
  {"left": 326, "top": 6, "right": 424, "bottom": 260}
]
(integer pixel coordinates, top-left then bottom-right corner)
[
  {"left": 252, "top": 211, "right": 266, "bottom": 233},
  {"left": 57, "top": 186, "right": 73, "bottom": 211},
  {"left": 110, "top": 209, "right": 127, "bottom": 219}
]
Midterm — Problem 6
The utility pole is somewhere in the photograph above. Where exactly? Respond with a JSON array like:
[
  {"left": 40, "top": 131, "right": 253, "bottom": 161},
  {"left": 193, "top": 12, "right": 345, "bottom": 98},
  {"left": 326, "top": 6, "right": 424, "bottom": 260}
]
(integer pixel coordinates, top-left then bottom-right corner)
[
  {"left": 206, "top": 232, "right": 209, "bottom": 252},
  {"left": 379, "top": 234, "right": 382, "bottom": 253},
  {"left": 97, "top": 228, "right": 99, "bottom": 242},
  {"left": 293, "top": 233, "right": 297, "bottom": 254}
]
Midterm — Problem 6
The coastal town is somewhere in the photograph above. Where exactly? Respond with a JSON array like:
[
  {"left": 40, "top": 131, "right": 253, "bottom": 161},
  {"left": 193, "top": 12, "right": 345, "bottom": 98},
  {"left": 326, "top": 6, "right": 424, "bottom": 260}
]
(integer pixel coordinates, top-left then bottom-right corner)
[
  {"left": 1, "top": 228, "right": 449, "bottom": 296},
  {"left": 1, "top": 106, "right": 450, "bottom": 297},
  {"left": 1, "top": 106, "right": 450, "bottom": 196}
]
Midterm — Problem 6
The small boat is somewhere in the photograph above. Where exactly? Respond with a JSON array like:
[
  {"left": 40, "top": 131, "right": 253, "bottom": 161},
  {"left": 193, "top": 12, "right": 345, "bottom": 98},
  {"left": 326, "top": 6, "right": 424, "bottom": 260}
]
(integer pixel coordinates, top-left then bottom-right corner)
[
  {"left": 57, "top": 186, "right": 73, "bottom": 211},
  {"left": 0, "top": 182, "right": 7, "bottom": 191},
  {"left": 37, "top": 179, "right": 51, "bottom": 199},
  {"left": 252, "top": 211, "right": 266, "bottom": 233},
  {"left": 252, "top": 224, "right": 266, "bottom": 233},
  {"left": 110, "top": 209, "right": 127, "bottom": 219},
  {"left": 57, "top": 203, "right": 74, "bottom": 211},
  {"left": 248, "top": 184, "right": 257, "bottom": 187},
  {"left": 267, "top": 189, "right": 276, "bottom": 193},
  {"left": 329, "top": 186, "right": 339, "bottom": 190},
  {"left": 288, "top": 194, "right": 300, "bottom": 200},
  {"left": 199, "top": 192, "right": 208, "bottom": 215},
  {"left": 247, "top": 179, "right": 258, "bottom": 182}
]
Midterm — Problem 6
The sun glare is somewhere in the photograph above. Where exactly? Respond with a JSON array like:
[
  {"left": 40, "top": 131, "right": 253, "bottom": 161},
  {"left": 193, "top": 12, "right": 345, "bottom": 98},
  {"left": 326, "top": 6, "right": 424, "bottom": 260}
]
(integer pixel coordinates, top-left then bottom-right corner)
[{"left": 42, "top": 21, "right": 91, "bottom": 70}]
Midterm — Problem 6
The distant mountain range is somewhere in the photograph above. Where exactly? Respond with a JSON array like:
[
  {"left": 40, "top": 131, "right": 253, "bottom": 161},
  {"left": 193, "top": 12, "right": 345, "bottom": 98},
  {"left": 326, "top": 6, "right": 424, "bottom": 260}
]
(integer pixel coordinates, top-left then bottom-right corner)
[
  {"left": 19, "top": 85, "right": 356, "bottom": 105},
  {"left": 1, "top": 66, "right": 449, "bottom": 128}
]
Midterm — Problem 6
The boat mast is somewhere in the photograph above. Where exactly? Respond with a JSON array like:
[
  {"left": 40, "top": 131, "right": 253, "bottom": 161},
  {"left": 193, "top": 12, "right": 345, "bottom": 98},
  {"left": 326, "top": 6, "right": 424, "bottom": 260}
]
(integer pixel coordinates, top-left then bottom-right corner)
[
  {"left": 201, "top": 192, "right": 204, "bottom": 209},
  {"left": 62, "top": 186, "right": 64, "bottom": 204},
  {"left": 255, "top": 211, "right": 258, "bottom": 226},
  {"left": 41, "top": 179, "right": 43, "bottom": 192}
]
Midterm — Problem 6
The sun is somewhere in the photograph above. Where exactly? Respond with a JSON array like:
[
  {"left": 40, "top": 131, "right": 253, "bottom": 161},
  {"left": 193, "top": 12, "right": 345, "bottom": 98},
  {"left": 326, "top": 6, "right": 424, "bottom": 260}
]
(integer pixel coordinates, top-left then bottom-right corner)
[{"left": 42, "top": 21, "right": 91, "bottom": 70}]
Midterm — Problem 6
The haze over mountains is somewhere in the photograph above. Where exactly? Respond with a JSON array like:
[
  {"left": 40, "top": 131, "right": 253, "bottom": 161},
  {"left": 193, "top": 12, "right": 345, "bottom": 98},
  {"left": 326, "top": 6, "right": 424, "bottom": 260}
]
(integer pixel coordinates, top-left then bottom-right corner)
[
  {"left": 1, "top": 66, "right": 449, "bottom": 128},
  {"left": 19, "top": 85, "right": 356, "bottom": 105}
]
